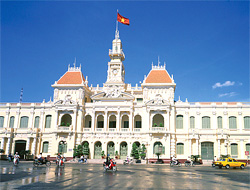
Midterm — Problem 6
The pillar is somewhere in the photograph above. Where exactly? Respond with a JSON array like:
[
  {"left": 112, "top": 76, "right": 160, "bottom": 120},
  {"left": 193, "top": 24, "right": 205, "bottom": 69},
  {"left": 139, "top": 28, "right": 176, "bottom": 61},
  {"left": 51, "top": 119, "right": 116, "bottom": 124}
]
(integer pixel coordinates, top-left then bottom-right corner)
[
  {"left": 28, "top": 110, "right": 35, "bottom": 129},
  {"left": 129, "top": 112, "right": 132, "bottom": 132},
  {"left": 170, "top": 135, "right": 176, "bottom": 156},
  {"left": 1, "top": 137, "right": 5, "bottom": 150},
  {"left": 54, "top": 110, "right": 59, "bottom": 129},
  {"left": 6, "top": 137, "right": 11, "bottom": 155},
  {"left": 26, "top": 137, "right": 30, "bottom": 150},
  {"left": 91, "top": 111, "right": 95, "bottom": 132},
  {"left": 189, "top": 139, "right": 192, "bottom": 156},
  {"left": 14, "top": 110, "right": 20, "bottom": 129},
  {"left": 225, "top": 140, "right": 228, "bottom": 155},
  {"left": 217, "top": 139, "right": 221, "bottom": 157},
  {"left": 32, "top": 138, "right": 37, "bottom": 156},
  {"left": 196, "top": 139, "right": 199, "bottom": 155},
  {"left": 116, "top": 111, "right": 120, "bottom": 131},
  {"left": 104, "top": 111, "right": 108, "bottom": 131},
  {"left": 4, "top": 110, "right": 10, "bottom": 128}
]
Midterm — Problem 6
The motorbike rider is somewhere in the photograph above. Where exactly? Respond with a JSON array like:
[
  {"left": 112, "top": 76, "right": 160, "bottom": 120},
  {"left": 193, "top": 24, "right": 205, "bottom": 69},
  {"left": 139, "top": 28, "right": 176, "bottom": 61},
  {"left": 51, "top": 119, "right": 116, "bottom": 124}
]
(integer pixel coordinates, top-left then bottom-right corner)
[
  {"left": 106, "top": 154, "right": 110, "bottom": 168},
  {"left": 80, "top": 155, "right": 84, "bottom": 163},
  {"left": 14, "top": 152, "right": 20, "bottom": 164},
  {"left": 187, "top": 156, "right": 193, "bottom": 165},
  {"left": 8, "top": 153, "right": 13, "bottom": 162},
  {"left": 172, "top": 155, "right": 177, "bottom": 165},
  {"left": 56, "top": 153, "right": 61, "bottom": 164},
  {"left": 37, "top": 153, "right": 43, "bottom": 163}
]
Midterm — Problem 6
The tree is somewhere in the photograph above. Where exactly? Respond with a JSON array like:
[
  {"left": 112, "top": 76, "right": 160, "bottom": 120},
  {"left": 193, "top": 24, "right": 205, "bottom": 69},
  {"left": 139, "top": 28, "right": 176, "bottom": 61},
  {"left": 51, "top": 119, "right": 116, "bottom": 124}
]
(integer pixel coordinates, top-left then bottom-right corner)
[
  {"left": 131, "top": 143, "right": 139, "bottom": 159},
  {"left": 73, "top": 145, "right": 83, "bottom": 158},
  {"left": 140, "top": 144, "right": 146, "bottom": 160}
]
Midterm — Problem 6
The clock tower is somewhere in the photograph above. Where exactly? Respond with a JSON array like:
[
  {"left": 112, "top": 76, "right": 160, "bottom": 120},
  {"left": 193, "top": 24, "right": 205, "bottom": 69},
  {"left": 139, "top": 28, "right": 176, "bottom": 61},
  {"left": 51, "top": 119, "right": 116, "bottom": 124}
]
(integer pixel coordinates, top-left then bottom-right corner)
[{"left": 104, "top": 28, "right": 125, "bottom": 88}]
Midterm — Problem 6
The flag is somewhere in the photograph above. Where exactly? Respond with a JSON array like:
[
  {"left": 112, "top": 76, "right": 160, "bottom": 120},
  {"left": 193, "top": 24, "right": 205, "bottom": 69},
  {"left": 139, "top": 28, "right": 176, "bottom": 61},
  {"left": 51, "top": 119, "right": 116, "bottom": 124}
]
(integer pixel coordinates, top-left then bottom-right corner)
[{"left": 117, "top": 13, "right": 130, "bottom": 25}]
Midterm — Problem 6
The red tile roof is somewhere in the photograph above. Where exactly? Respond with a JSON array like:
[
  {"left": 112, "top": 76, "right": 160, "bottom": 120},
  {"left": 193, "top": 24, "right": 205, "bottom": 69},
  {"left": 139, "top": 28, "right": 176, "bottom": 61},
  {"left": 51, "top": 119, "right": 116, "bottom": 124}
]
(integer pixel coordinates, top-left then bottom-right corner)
[
  {"left": 57, "top": 71, "right": 85, "bottom": 84},
  {"left": 145, "top": 70, "right": 172, "bottom": 83}
]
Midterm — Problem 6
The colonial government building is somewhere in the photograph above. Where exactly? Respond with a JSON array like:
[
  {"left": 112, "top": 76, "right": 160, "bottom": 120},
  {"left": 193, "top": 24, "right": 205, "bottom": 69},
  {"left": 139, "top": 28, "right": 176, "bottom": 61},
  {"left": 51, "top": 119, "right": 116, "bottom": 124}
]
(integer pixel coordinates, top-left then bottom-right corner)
[{"left": 1, "top": 30, "right": 250, "bottom": 161}]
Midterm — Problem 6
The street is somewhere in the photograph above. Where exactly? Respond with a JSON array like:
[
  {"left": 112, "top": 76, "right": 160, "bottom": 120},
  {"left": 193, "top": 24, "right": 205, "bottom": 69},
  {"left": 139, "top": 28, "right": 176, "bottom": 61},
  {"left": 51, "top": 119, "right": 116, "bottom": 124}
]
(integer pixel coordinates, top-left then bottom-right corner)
[{"left": 0, "top": 161, "right": 249, "bottom": 189}]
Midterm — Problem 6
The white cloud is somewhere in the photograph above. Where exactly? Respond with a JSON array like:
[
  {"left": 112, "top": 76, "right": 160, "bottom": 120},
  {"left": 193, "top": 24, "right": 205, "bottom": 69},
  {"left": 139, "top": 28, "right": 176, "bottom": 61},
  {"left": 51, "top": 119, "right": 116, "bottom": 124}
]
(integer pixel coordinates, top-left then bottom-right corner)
[
  {"left": 218, "top": 92, "right": 237, "bottom": 98},
  {"left": 212, "top": 81, "right": 235, "bottom": 89}
]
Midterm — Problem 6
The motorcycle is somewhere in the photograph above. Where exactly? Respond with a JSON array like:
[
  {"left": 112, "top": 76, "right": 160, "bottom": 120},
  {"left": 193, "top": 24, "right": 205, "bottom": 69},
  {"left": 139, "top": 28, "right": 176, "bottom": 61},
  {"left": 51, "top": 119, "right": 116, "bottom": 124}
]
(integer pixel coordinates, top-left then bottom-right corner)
[
  {"left": 56, "top": 157, "right": 65, "bottom": 167},
  {"left": 33, "top": 158, "right": 51, "bottom": 167},
  {"left": 13, "top": 158, "right": 19, "bottom": 166},
  {"left": 185, "top": 160, "right": 194, "bottom": 167},
  {"left": 123, "top": 159, "right": 133, "bottom": 165},
  {"left": 103, "top": 158, "right": 117, "bottom": 172},
  {"left": 170, "top": 160, "right": 182, "bottom": 167}
]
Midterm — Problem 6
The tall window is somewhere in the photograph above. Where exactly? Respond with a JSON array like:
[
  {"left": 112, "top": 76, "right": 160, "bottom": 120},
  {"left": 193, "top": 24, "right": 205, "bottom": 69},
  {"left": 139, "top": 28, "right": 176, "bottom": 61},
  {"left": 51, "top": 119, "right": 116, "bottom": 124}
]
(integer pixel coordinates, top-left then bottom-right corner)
[
  {"left": 135, "top": 121, "right": 141, "bottom": 128},
  {"left": 20, "top": 116, "right": 29, "bottom": 128},
  {"left": 231, "top": 143, "right": 238, "bottom": 156},
  {"left": 9, "top": 116, "right": 15, "bottom": 128},
  {"left": 42, "top": 142, "right": 49, "bottom": 153},
  {"left": 34, "top": 116, "right": 40, "bottom": 128},
  {"left": 177, "top": 143, "right": 184, "bottom": 154},
  {"left": 0, "top": 116, "right": 4, "bottom": 128},
  {"left": 124, "top": 121, "right": 129, "bottom": 128},
  {"left": 246, "top": 144, "right": 250, "bottom": 153},
  {"left": 244, "top": 116, "right": 250, "bottom": 129},
  {"left": 45, "top": 115, "right": 52, "bottom": 128},
  {"left": 229, "top": 116, "right": 237, "bottom": 129},
  {"left": 202, "top": 116, "right": 210, "bottom": 129},
  {"left": 176, "top": 115, "right": 183, "bottom": 129},
  {"left": 190, "top": 116, "right": 195, "bottom": 129},
  {"left": 217, "top": 116, "right": 222, "bottom": 129}
]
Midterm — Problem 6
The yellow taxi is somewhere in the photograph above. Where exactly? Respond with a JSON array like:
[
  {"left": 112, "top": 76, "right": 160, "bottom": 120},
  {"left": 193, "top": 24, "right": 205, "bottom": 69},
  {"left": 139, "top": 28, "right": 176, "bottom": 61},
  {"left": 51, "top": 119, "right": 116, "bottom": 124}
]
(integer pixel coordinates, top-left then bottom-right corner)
[{"left": 214, "top": 158, "right": 246, "bottom": 169}]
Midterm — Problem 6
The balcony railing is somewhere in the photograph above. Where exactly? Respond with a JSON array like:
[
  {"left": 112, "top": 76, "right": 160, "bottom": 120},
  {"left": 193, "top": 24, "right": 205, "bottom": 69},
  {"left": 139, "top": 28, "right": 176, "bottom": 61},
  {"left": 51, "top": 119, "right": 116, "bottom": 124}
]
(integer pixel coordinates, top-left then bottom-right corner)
[
  {"left": 83, "top": 128, "right": 91, "bottom": 132},
  {"left": 109, "top": 128, "right": 116, "bottom": 132},
  {"left": 57, "top": 125, "right": 73, "bottom": 132},
  {"left": 150, "top": 127, "right": 166, "bottom": 132},
  {"left": 134, "top": 128, "right": 141, "bottom": 132},
  {"left": 96, "top": 128, "right": 104, "bottom": 132},
  {"left": 121, "top": 128, "right": 129, "bottom": 132}
]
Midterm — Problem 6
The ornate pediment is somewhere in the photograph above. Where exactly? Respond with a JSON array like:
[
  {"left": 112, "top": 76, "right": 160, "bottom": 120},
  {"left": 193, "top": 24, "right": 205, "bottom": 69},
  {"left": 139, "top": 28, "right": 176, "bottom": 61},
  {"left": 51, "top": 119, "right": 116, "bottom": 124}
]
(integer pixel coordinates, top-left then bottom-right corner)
[
  {"left": 54, "top": 95, "right": 76, "bottom": 105},
  {"left": 91, "top": 90, "right": 134, "bottom": 100},
  {"left": 145, "top": 94, "right": 169, "bottom": 106}
]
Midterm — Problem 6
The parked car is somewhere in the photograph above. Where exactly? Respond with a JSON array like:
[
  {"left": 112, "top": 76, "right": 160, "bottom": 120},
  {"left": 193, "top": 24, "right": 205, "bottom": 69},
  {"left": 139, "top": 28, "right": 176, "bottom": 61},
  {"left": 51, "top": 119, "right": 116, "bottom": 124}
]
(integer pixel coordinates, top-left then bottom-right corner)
[{"left": 213, "top": 158, "right": 246, "bottom": 169}]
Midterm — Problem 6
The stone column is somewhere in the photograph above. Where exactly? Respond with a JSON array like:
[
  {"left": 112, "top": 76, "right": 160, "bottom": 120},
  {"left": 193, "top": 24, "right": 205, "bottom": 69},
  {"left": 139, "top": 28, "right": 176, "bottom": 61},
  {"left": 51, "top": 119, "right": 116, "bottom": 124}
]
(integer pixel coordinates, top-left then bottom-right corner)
[
  {"left": 4, "top": 110, "right": 10, "bottom": 128},
  {"left": 166, "top": 111, "right": 170, "bottom": 131},
  {"left": 223, "top": 112, "right": 228, "bottom": 129},
  {"left": 39, "top": 111, "right": 45, "bottom": 130},
  {"left": 89, "top": 142, "right": 94, "bottom": 159},
  {"left": 170, "top": 135, "right": 176, "bottom": 156},
  {"left": 32, "top": 138, "right": 37, "bottom": 156},
  {"left": 54, "top": 110, "right": 59, "bottom": 129},
  {"left": 26, "top": 137, "right": 31, "bottom": 151},
  {"left": 225, "top": 140, "right": 228, "bottom": 155},
  {"left": 217, "top": 139, "right": 221, "bottom": 157},
  {"left": 238, "top": 112, "right": 243, "bottom": 132},
  {"left": 129, "top": 112, "right": 132, "bottom": 132},
  {"left": 196, "top": 139, "right": 199, "bottom": 155},
  {"left": 116, "top": 111, "right": 120, "bottom": 131},
  {"left": 189, "top": 139, "right": 192, "bottom": 156},
  {"left": 28, "top": 110, "right": 35, "bottom": 129},
  {"left": 240, "top": 140, "right": 244, "bottom": 159},
  {"left": 72, "top": 109, "right": 77, "bottom": 131},
  {"left": 14, "top": 110, "right": 20, "bottom": 129},
  {"left": 104, "top": 111, "right": 108, "bottom": 131},
  {"left": 6, "top": 137, "right": 11, "bottom": 155},
  {"left": 185, "top": 111, "right": 189, "bottom": 131},
  {"left": 91, "top": 111, "right": 95, "bottom": 132},
  {"left": 1, "top": 137, "right": 5, "bottom": 150}
]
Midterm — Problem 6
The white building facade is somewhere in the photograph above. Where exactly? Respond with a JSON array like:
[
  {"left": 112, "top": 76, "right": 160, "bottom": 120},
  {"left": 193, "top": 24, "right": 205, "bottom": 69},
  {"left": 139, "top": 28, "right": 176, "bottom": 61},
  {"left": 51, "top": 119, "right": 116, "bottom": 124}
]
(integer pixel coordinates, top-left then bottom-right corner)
[{"left": 1, "top": 30, "right": 250, "bottom": 161}]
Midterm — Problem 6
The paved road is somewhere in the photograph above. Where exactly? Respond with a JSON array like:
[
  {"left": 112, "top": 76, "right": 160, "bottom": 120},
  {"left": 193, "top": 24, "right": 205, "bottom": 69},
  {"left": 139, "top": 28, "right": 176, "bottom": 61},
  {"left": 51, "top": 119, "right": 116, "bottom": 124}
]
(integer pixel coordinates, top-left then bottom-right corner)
[{"left": 0, "top": 161, "right": 249, "bottom": 190}]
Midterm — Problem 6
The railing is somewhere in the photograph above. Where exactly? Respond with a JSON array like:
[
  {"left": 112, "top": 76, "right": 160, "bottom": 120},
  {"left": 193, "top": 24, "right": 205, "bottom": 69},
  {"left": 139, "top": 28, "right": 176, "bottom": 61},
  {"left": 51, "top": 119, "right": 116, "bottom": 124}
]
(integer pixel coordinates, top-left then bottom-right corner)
[
  {"left": 57, "top": 125, "right": 73, "bottom": 132},
  {"left": 109, "top": 49, "right": 125, "bottom": 58},
  {"left": 121, "top": 128, "right": 129, "bottom": 132},
  {"left": 83, "top": 128, "right": 91, "bottom": 132},
  {"left": 150, "top": 127, "right": 166, "bottom": 132},
  {"left": 96, "top": 128, "right": 103, "bottom": 132},
  {"left": 109, "top": 128, "right": 116, "bottom": 132},
  {"left": 134, "top": 128, "right": 141, "bottom": 132}
]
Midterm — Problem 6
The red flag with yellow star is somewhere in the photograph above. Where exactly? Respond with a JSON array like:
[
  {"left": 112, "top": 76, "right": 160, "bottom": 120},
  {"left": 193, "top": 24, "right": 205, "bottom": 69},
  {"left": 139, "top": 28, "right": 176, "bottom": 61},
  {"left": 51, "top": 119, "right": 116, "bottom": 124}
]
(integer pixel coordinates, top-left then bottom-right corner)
[{"left": 117, "top": 13, "right": 130, "bottom": 25}]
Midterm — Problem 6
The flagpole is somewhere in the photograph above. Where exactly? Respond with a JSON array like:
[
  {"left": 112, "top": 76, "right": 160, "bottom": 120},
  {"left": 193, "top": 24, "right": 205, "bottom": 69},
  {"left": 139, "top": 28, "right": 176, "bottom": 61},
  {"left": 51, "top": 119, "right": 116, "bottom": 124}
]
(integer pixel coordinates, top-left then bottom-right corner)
[{"left": 115, "top": 9, "right": 119, "bottom": 39}]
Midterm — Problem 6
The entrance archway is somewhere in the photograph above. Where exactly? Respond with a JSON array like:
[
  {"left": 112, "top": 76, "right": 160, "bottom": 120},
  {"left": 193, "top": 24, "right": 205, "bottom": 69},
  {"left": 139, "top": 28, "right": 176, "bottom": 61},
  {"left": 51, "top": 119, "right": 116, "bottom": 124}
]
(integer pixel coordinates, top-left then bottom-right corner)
[
  {"left": 201, "top": 142, "right": 214, "bottom": 160},
  {"left": 120, "top": 142, "right": 128, "bottom": 159},
  {"left": 107, "top": 141, "right": 115, "bottom": 157},
  {"left": 94, "top": 141, "right": 102, "bottom": 159},
  {"left": 14, "top": 140, "right": 26, "bottom": 159}
]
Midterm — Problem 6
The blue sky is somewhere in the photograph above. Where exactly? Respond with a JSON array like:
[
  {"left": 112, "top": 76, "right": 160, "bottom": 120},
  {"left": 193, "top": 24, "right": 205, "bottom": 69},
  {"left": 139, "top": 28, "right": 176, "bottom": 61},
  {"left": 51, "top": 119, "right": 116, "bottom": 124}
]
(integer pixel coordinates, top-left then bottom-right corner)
[{"left": 1, "top": 1, "right": 249, "bottom": 103}]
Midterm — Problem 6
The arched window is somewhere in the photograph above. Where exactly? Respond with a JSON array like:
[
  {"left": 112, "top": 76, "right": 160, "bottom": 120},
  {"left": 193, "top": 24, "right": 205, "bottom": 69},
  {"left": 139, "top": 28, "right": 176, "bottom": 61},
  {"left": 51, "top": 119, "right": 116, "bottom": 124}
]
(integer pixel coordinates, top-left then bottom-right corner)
[
  {"left": 122, "top": 115, "right": 129, "bottom": 128},
  {"left": 217, "top": 116, "right": 222, "bottom": 129},
  {"left": 20, "top": 116, "right": 29, "bottom": 128},
  {"left": 153, "top": 142, "right": 165, "bottom": 155},
  {"left": 34, "top": 116, "right": 40, "bottom": 128},
  {"left": 202, "top": 116, "right": 210, "bottom": 129},
  {"left": 231, "top": 143, "right": 238, "bottom": 156},
  {"left": 177, "top": 143, "right": 184, "bottom": 155},
  {"left": 9, "top": 116, "right": 15, "bottom": 128},
  {"left": 176, "top": 115, "right": 183, "bottom": 129},
  {"left": 244, "top": 116, "right": 250, "bottom": 129},
  {"left": 45, "top": 115, "right": 52, "bottom": 128},
  {"left": 152, "top": 114, "right": 164, "bottom": 127},
  {"left": 0, "top": 116, "right": 4, "bottom": 128},
  {"left": 246, "top": 144, "right": 250, "bottom": 153},
  {"left": 229, "top": 116, "right": 237, "bottom": 129},
  {"left": 61, "top": 114, "right": 72, "bottom": 126},
  {"left": 97, "top": 115, "right": 104, "bottom": 128},
  {"left": 42, "top": 142, "right": 49, "bottom": 153},
  {"left": 109, "top": 115, "right": 116, "bottom": 128},
  {"left": 58, "top": 141, "right": 67, "bottom": 154},
  {"left": 190, "top": 116, "right": 195, "bottom": 129},
  {"left": 134, "top": 115, "right": 142, "bottom": 128}
]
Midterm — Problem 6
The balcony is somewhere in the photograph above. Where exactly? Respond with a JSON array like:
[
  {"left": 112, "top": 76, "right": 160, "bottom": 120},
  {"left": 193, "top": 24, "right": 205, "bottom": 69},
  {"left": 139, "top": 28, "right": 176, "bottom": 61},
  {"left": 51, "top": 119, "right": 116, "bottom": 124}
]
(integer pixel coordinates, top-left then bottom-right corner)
[
  {"left": 109, "top": 128, "right": 116, "bottom": 132},
  {"left": 83, "top": 128, "right": 91, "bottom": 132},
  {"left": 121, "top": 128, "right": 129, "bottom": 132},
  {"left": 57, "top": 125, "right": 73, "bottom": 133},
  {"left": 134, "top": 128, "right": 141, "bottom": 132},
  {"left": 96, "top": 128, "right": 104, "bottom": 132}
]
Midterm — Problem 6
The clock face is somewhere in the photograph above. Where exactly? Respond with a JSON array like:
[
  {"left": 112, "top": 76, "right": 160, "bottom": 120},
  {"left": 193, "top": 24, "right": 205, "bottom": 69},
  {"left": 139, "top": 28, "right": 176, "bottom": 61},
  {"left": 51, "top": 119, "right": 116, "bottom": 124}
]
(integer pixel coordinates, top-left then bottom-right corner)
[{"left": 113, "top": 69, "right": 118, "bottom": 75}]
